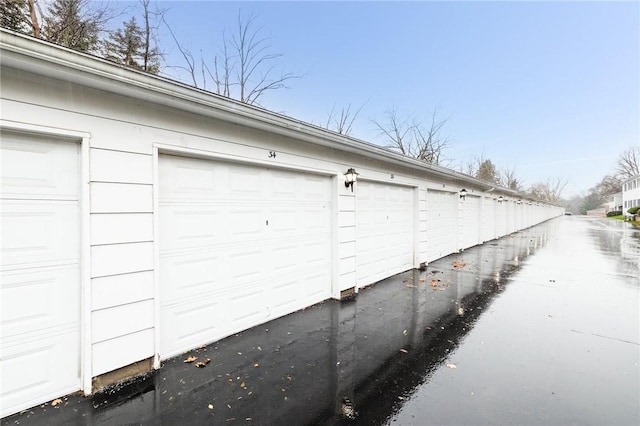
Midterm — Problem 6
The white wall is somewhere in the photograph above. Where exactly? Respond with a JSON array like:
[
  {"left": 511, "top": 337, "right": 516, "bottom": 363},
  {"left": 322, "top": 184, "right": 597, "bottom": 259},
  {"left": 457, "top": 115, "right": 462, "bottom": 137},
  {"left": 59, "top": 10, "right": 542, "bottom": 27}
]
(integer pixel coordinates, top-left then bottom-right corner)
[{"left": 622, "top": 176, "right": 640, "bottom": 215}]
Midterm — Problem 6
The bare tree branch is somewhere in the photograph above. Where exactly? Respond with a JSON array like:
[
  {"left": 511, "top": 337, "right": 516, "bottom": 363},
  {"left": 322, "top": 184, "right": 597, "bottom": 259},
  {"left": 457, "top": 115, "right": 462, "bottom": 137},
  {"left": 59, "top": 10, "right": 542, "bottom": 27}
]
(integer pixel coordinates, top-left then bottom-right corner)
[
  {"left": 218, "top": 10, "right": 300, "bottom": 105},
  {"left": 499, "top": 166, "right": 522, "bottom": 191},
  {"left": 616, "top": 146, "right": 640, "bottom": 178},
  {"left": 412, "top": 108, "right": 450, "bottom": 164},
  {"left": 372, "top": 107, "right": 413, "bottom": 156},
  {"left": 325, "top": 101, "right": 367, "bottom": 135},
  {"left": 162, "top": 15, "right": 197, "bottom": 87},
  {"left": 528, "top": 177, "right": 567, "bottom": 203},
  {"left": 374, "top": 107, "right": 450, "bottom": 165}
]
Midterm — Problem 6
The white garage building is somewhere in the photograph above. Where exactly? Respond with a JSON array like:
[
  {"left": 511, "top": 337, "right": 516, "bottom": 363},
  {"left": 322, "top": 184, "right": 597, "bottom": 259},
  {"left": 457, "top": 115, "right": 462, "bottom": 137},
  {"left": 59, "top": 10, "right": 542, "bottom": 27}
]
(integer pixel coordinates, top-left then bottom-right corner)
[{"left": 0, "top": 29, "right": 563, "bottom": 418}]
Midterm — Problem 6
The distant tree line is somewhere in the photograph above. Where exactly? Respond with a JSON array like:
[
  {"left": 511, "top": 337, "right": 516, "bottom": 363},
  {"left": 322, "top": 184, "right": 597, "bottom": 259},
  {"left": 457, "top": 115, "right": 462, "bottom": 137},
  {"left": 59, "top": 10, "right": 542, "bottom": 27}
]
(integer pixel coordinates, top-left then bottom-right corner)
[
  {"left": 1, "top": 0, "right": 162, "bottom": 73},
  {"left": 570, "top": 146, "right": 640, "bottom": 214}
]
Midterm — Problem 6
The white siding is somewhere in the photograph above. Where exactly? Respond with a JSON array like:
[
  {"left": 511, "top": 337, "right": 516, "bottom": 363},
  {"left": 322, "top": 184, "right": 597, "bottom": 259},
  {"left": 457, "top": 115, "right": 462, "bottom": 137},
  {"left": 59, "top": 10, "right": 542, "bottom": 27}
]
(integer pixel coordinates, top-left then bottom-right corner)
[
  {"left": 90, "top": 182, "right": 153, "bottom": 213},
  {"left": 338, "top": 191, "right": 357, "bottom": 292},
  {"left": 88, "top": 146, "right": 156, "bottom": 376}
]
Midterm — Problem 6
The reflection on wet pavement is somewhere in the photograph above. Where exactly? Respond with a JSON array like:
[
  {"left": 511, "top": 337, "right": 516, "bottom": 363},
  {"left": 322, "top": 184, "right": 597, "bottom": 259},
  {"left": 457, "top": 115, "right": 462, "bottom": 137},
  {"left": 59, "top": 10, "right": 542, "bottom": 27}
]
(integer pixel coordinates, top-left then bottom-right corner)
[{"left": 3, "top": 217, "right": 638, "bottom": 426}]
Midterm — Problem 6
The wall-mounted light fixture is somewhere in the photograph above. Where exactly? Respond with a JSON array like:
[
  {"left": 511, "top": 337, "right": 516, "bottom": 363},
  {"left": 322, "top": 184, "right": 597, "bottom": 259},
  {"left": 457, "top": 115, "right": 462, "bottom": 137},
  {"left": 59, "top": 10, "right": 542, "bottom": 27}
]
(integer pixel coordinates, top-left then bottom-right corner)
[
  {"left": 344, "top": 168, "right": 359, "bottom": 192},
  {"left": 497, "top": 195, "right": 504, "bottom": 204},
  {"left": 459, "top": 188, "right": 468, "bottom": 200}
]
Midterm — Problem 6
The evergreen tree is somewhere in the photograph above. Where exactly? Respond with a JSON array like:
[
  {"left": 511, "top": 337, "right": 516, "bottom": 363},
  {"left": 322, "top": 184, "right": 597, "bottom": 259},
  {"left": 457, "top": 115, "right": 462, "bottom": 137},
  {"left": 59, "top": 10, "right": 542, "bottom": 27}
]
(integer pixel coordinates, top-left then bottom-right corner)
[
  {"left": 43, "top": 0, "right": 99, "bottom": 51},
  {"left": 103, "top": 17, "right": 144, "bottom": 68},
  {"left": 0, "top": 0, "right": 30, "bottom": 33},
  {"left": 103, "top": 16, "right": 160, "bottom": 74},
  {"left": 475, "top": 159, "right": 499, "bottom": 185}
]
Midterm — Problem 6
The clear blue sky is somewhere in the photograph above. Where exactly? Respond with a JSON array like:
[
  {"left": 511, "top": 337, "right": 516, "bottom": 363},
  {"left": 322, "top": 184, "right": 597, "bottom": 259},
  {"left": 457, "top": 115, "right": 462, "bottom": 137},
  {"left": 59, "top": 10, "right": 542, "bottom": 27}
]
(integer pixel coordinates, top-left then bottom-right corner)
[{"left": 140, "top": 1, "right": 638, "bottom": 197}]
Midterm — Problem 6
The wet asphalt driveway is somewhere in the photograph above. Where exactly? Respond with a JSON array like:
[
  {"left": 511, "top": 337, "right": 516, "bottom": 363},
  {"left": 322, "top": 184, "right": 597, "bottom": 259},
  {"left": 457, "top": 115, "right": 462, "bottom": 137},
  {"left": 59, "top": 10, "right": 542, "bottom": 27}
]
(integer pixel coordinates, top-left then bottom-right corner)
[{"left": 3, "top": 216, "right": 639, "bottom": 426}]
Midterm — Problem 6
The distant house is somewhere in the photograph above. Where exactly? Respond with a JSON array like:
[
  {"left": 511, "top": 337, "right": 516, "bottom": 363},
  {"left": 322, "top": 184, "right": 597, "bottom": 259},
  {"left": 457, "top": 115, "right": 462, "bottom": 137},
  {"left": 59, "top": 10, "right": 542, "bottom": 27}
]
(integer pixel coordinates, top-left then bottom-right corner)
[
  {"left": 605, "top": 192, "right": 623, "bottom": 213},
  {"left": 586, "top": 207, "right": 607, "bottom": 217},
  {"left": 622, "top": 175, "right": 640, "bottom": 216}
]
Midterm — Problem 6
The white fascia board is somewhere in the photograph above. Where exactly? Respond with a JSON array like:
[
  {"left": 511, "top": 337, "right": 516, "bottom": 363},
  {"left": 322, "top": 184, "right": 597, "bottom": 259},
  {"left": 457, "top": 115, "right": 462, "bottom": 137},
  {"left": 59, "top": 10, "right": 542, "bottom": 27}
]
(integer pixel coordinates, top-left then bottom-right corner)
[{"left": 1, "top": 29, "right": 515, "bottom": 194}]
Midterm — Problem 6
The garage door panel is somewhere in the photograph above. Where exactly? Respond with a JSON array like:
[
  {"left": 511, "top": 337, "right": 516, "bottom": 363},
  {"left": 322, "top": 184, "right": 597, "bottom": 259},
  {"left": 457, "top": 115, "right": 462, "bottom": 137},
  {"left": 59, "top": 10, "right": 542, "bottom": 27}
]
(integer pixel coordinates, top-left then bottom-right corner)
[
  {"left": 1, "top": 201, "right": 78, "bottom": 270},
  {"left": 272, "top": 244, "right": 300, "bottom": 272},
  {"left": 304, "top": 273, "right": 330, "bottom": 301},
  {"left": 272, "top": 171, "right": 297, "bottom": 195},
  {"left": 301, "top": 175, "right": 330, "bottom": 199},
  {"left": 159, "top": 207, "right": 221, "bottom": 250},
  {"left": 271, "top": 280, "right": 298, "bottom": 304},
  {"left": 161, "top": 254, "right": 222, "bottom": 303},
  {"left": 1, "top": 267, "right": 79, "bottom": 339},
  {"left": 228, "top": 166, "right": 264, "bottom": 196},
  {"left": 230, "top": 208, "right": 265, "bottom": 237},
  {"left": 159, "top": 155, "right": 332, "bottom": 358},
  {"left": 159, "top": 157, "right": 217, "bottom": 197},
  {"left": 1, "top": 332, "right": 79, "bottom": 407},
  {"left": 1, "top": 134, "right": 78, "bottom": 199},
  {"left": 161, "top": 296, "right": 226, "bottom": 358},
  {"left": 302, "top": 207, "right": 330, "bottom": 231}
]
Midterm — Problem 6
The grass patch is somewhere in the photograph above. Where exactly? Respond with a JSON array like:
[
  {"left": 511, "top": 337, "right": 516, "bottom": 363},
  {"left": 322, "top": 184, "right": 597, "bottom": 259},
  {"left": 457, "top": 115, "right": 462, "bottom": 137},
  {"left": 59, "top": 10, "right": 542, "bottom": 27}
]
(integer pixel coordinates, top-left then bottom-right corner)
[{"left": 606, "top": 215, "right": 640, "bottom": 226}]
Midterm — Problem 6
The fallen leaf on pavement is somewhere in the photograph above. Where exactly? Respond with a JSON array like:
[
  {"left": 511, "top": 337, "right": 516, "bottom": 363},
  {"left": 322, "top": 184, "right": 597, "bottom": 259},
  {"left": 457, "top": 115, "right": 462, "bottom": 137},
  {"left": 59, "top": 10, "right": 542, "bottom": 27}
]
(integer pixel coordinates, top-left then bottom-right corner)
[
  {"left": 452, "top": 260, "right": 466, "bottom": 268},
  {"left": 51, "top": 399, "right": 63, "bottom": 407},
  {"left": 184, "top": 356, "right": 197, "bottom": 363}
]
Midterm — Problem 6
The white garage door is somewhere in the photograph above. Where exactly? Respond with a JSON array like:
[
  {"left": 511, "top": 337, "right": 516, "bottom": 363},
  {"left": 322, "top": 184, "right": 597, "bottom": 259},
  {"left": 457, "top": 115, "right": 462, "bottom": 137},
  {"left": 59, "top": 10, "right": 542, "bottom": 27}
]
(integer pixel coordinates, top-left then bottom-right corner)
[
  {"left": 0, "top": 132, "right": 80, "bottom": 418},
  {"left": 159, "top": 155, "right": 333, "bottom": 359},
  {"left": 459, "top": 195, "right": 481, "bottom": 250},
  {"left": 426, "top": 190, "right": 458, "bottom": 262},
  {"left": 356, "top": 181, "right": 414, "bottom": 288},
  {"left": 496, "top": 202, "right": 508, "bottom": 237},
  {"left": 481, "top": 198, "right": 496, "bottom": 242}
]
